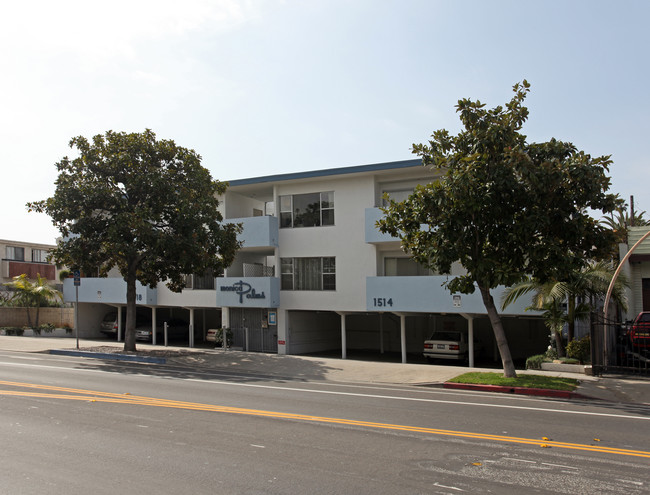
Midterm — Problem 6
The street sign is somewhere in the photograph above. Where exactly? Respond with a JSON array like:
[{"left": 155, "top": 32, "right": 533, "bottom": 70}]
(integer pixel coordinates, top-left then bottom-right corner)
[{"left": 73, "top": 270, "right": 81, "bottom": 287}]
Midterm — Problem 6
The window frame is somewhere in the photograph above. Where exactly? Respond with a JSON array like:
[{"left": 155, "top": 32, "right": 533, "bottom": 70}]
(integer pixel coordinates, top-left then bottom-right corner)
[
  {"left": 31, "top": 249, "right": 48, "bottom": 263},
  {"left": 279, "top": 191, "right": 334, "bottom": 228},
  {"left": 383, "top": 256, "right": 432, "bottom": 277},
  {"left": 6, "top": 246, "right": 25, "bottom": 261},
  {"left": 280, "top": 257, "right": 336, "bottom": 291}
]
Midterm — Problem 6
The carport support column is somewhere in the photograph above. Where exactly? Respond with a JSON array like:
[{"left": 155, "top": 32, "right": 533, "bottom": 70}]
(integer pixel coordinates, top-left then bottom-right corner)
[
  {"left": 379, "top": 313, "right": 384, "bottom": 354},
  {"left": 152, "top": 307, "right": 157, "bottom": 346},
  {"left": 189, "top": 308, "right": 195, "bottom": 348},
  {"left": 221, "top": 308, "right": 230, "bottom": 351},
  {"left": 400, "top": 314, "right": 406, "bottom": 364},
  {"left": 277, "top": 309, "right": 288, "bottom": 355},
  {"left": 117, "top": 306, "right": 123, "bottom": 342},
  {"left": 337, "top": 312, "right": 348, "bottom": 360},
  {"left": 461, "top": 313, "right": 475, "bottom": 368}
]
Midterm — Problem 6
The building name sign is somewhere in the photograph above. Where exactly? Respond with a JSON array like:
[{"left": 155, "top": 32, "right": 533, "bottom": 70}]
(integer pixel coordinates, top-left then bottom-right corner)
[{"left": 220, "top": 280, "right": 266, "bottom": 304}]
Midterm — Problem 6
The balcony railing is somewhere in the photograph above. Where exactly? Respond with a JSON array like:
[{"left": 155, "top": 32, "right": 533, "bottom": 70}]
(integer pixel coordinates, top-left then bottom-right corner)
[
  {"left": 366, "top": 276, "right": 537, "bottom": 315},
  {"left": 364, "top": 208, "right": 399, "bottom": 243},
  {"left": 62, "top": 278, "right": 157, "bottom": 305},
  {"left": 2, "top": 259, "right": 56, "bottom": 280},
  {"left": 225, "top": 216, "right": 279, "bottom": 249}
]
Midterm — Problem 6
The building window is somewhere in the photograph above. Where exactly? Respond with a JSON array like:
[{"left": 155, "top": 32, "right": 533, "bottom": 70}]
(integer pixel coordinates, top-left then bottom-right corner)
[
  {"left": 382, "top": 189, "right": 413, "bottom": 206},
  {"left": 6, "top": 246, "right": 25, "bottom": 261},
  {"left": 384, "top": 257, "right": 431, "bottom": 276},
  {"left": 32, "top": 249, "right": 48, "bottom": 263},
  {"left": 184, "top": 268, "right": 218, "bottom": 290},
  {"left": 281, "top": 257, "right": 335, "bottom": 290},
  {"left": 279, "top": 192, "right": 334, "bottom": 228}
]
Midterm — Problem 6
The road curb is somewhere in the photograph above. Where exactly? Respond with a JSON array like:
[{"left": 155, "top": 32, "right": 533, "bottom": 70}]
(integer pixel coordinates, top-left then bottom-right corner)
[
  {"left": 443, "top": 382, "right": 588, "bottom": 399},
  {"left": 49, "top": 349, "right": 166, "bottom": 364}
]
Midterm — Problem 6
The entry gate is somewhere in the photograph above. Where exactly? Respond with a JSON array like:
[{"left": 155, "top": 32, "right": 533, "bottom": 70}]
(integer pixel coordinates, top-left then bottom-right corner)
[
  {"left": 591, "top": 313, "right": 649, "bottom": 375},
  {"left": 229, "top": 308, "right": 278, "bottom": 353}
]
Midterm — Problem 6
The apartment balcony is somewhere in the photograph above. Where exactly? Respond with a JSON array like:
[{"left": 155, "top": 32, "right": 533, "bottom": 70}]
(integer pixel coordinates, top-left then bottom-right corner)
[
  {"left": 365, "top": 208, "right": 399, "bottom": 244},
  {"left": 366, "top": 276, "right": 536, "bottom": 315},
  {"left": 62, "top": 278, "right": 157, "bottom": 305},
  {"left": 226, "top": 216, "right": 279, "bottom": 250},
  {"left": 2, "top": 259, "right": 56, "bottom": 281},
  {"left": 216, "top": 277, "right": 280, "bottom": 308}
]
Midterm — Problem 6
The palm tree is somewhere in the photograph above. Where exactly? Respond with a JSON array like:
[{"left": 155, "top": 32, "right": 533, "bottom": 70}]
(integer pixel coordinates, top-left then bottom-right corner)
[
  {"left": 538, "top": 297, "right": 570, "bottom": 357},
  {"left": 4, "top": 273, "right": 62, "bottom": 328},
  {"left": 501, "top": 261, "right": 628, "bottom": 356},
  {"left": 601, "top": 203, "right": 650, "bottom": 246}
]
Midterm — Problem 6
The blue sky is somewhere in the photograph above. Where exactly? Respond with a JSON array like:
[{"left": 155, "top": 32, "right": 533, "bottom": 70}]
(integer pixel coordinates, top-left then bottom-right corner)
[{"left": 2, "top": 0, "right": 648, "bottom": 244}]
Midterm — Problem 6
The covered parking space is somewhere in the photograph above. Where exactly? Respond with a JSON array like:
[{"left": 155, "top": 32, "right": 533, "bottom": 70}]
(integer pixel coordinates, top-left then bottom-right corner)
[
  {"left": 285, "top": 310, "right": 547, "bottom": 368},
  {"left": 107, "top": 305, "right": 221, "bottom": 347}
]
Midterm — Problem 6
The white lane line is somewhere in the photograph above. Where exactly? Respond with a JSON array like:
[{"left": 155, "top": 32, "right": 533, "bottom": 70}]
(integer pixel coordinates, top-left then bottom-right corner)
[
  {"left": 508, "top": 459, "right": 536, "bottom": 464},
  {"left": 616, "top": 479, "right": 644, "bottom": 486},
  {"left": 433, "top": 482, "right": 464, "bottom": 491},
  {"left": 0, "top": 356, "right": 599, "bottom": 407},
  {"left": 541, "top": 462, "right": 578, "bottom": 470},
  {"left": 184, "top": 378, "right": 650, "bottom": 422},
  {"left": 2, "top": 360, "right": 648, "bottom": 422}
]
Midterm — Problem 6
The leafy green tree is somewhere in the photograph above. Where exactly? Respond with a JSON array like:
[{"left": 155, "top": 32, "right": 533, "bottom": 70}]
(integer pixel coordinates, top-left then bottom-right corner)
[
  {"left": 501, "top": 261, "right": 628, "bottom": 356},
  {"left": 28, "top": 130, "right": 241, "bottom": 351},
  {"left": 58, "top": 269, "right": 72, "bottom": 283},
  {"left": 378, "top": 81, "right": 620, "bottom": 377},
  {"left": 4, "top": 273, "right": 62, "bottom": 328}
]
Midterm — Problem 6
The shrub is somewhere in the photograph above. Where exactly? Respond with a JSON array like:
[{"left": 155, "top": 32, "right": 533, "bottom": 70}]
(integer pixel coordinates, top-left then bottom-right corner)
[
  {"left": 526, "top": 354, "right": 546, "bottom": 370},
  {"left": 1, "top": 327, "right": 25, "bottom": 336},
  {"left": 544, "top": 345, "right": 558, "bottom": 360},
  {"left": 38, "top": 323, "right": 56, "bottom": 333},
  {"left": 213, "top": 327, "right": 233, "bottom": 347},
  {"left": 566, "top": 335, "right": 591, "bottom": 364}
]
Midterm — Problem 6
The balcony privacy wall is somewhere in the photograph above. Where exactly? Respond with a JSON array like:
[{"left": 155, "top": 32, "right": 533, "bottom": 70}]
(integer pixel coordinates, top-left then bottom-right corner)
[{"left": 7, "top": 261, "right": 56, "bottom": 280}]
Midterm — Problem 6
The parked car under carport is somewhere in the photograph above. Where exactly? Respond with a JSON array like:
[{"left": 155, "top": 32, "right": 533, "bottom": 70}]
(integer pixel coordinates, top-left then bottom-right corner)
[{"left": 135, "top": 318, "right": 189, "bottom": 342}]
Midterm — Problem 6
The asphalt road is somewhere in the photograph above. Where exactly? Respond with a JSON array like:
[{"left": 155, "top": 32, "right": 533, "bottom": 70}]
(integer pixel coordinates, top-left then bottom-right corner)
[{"left": 0, "top": 350, "right": 648, "bottom": 494}]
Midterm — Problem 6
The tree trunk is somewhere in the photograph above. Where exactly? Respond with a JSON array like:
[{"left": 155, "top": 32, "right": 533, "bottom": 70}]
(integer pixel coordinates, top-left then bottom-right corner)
[
  {"left": 478, "top": 284, "right": 517, "bottom": 378},
  {"left": 123, "top": 264, "right": 138, "bottom": 352},
  {"left": 25, "top": 307, "right": 33, "bottom": 328},
  {"left": 567, "top": 296, "right": 575, "bottom": 343},
  {"left": 35, "top": 304, "right": 41, "bottom": 328},
  {"left": 554, "top": 330, "right": 565, "bottom": 358}
]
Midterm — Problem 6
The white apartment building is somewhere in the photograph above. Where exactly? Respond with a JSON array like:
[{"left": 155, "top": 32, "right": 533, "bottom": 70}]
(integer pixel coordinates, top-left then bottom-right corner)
[{"left": 64, "top": 159, "right": 546, "bottom": 364}]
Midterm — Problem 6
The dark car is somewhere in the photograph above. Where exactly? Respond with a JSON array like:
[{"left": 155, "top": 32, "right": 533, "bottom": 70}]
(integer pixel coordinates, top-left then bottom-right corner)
[
  {"left": 100, "top": 309, "right": 150, "bottom": 337},
  {"left": 135, "top": 318, "right": 189, "bottom": 342}
]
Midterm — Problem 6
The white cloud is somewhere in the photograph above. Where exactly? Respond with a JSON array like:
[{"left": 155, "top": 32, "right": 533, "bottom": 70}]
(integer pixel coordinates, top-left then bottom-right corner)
[{"left": 0, "top": 0, "right": 262, "bottom": 62}]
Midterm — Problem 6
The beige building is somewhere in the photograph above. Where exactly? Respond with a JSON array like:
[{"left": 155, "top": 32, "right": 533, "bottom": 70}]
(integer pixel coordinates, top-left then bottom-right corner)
[{"left": 1, "top": 239, "right": 62, "bottom": 289}]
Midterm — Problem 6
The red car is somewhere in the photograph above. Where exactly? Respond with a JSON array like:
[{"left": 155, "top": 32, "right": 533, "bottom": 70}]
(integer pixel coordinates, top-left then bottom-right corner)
[{"left": 630, "top": 312, "right": 650, "bottom": 349}]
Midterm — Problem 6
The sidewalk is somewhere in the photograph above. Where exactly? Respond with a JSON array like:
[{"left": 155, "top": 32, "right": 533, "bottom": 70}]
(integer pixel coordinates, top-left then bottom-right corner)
[{"left": 0, "top": 335, "right": 648, "bottom": 405}]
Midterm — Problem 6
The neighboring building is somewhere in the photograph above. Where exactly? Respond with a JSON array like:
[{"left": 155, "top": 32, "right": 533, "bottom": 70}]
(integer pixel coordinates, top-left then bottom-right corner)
[
  {"left": 63, "top": 159, "right": 546, "bottom": 364},
  {"left": 1, "top": 239, "right": 62, "bottom": 289},
  {"left": 620, "top": 226, "right": 650, "bottom": 320}
]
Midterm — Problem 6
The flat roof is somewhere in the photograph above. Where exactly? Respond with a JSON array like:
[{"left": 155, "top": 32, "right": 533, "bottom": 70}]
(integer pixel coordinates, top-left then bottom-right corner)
[{"left": 227, "top": 158, "right": 423, "bottom": 186}]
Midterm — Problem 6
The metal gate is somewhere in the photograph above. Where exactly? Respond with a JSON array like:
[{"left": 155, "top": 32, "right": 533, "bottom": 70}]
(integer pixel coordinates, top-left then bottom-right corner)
[
  {"left": 229, "top": 308, "right": 278, "bottom": 353},
  {"left": 591, "top": 313, "right": 649, "bottom": 375}
]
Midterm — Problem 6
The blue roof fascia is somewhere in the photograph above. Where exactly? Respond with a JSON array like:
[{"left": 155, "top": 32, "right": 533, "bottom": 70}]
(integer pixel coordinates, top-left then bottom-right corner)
[{"left": 227, "top": 159, "right": 424, "bottom": 187}]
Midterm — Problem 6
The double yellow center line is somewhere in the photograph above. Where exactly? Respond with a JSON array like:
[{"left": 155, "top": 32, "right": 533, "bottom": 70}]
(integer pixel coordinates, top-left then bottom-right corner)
[{"left": 1, "top": 380, "right": 648, "bottom": 459}]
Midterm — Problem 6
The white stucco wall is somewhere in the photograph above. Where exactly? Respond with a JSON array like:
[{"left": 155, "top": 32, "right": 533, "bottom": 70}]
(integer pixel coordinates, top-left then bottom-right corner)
[{"left": 276, "top": 174, "right": 385, "bottom": 312}]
